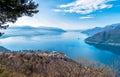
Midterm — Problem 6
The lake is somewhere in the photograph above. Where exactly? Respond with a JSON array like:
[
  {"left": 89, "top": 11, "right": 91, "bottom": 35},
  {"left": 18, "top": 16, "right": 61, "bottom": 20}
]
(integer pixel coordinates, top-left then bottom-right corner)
[{"left": 0, "top": 32, "right": 119, "bottom": 65}]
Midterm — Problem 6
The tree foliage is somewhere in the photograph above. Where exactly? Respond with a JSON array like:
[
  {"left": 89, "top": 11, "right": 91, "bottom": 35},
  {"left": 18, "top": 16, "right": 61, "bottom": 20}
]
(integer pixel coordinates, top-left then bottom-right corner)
[
  {"left": 0, "top": 51, "right": 115, "bottom": 77},
  {"left": 0, "top": 0, "right": 39, "bottom": 36}
]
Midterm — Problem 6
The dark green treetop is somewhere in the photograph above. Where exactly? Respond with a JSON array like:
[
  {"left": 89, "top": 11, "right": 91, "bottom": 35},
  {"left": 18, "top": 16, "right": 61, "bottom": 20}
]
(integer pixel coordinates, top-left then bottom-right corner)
[{"left": 0, "top": 0, "right": 39, "bottom": 36}]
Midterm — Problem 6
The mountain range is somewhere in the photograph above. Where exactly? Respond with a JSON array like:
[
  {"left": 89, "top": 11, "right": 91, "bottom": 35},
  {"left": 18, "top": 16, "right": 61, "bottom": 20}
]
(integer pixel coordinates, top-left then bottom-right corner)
[
  {"left": 0, "top": 46, "right": 10, "bottom": 51},
  {"left": 82, "top": 23, "right": 120, "bottom": 36},
  {"left": 1, "top": 26, "right": 66, "bottom": 38},
  {"left": 85, "top": 23, "right": 120, "bottom": 52}
]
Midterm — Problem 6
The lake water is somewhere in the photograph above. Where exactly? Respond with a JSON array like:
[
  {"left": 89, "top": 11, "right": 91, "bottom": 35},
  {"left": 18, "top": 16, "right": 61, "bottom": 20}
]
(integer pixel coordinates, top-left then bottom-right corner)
[{"left": 0, "top": 32, "right": 119, "bottom": 65}]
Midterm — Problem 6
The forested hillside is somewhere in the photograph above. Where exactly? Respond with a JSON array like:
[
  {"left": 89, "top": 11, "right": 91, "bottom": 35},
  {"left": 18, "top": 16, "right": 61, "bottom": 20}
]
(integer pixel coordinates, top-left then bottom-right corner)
[{"left": 0, "top": 51, "right": 114, "bottom": 77}]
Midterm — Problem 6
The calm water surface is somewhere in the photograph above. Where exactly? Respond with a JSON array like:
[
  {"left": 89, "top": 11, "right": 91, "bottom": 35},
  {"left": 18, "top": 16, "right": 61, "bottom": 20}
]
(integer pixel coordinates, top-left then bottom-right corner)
[{"left": 0, "top": 32, "right": 119, "bottom": 65}]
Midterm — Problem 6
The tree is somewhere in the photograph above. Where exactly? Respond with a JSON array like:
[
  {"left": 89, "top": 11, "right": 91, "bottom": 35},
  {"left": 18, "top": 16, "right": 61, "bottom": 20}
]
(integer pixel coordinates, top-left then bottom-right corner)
[{"left": 0, "top": 0, "right": 39, "bottom": 36}]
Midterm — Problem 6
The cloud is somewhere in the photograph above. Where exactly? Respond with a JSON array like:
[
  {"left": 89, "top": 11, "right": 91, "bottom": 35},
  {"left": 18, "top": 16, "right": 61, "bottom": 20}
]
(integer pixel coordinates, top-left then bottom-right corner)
[
  {"left": 54, "top": 0, "right": 114, "bottom": 14},
  {"left": 9, "top": 16, "right": 42, "bottom": 27},
  {"left": 53, "top": 9, "right": 62, "bottom": 12},
  {"left": 80, "top": 15, "right": 94, "bottom": 19}
]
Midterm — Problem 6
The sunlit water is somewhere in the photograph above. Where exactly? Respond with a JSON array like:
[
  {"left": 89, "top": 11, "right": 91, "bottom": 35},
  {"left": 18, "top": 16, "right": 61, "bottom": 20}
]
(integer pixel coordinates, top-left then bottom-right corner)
[{"left": 0, "top": 32, "right": 119, "bottom": 65}]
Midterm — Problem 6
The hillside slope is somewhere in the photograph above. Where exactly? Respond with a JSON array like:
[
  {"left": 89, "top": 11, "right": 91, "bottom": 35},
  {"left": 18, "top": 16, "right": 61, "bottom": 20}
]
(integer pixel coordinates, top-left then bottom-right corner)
[
  {"left": 1, "top": 26, "right": 66, "bottom": 38},
  {"left": 85, "top": 26, "right": 120, "bottom": 46},
  {"left": 0, "top": 46, "right": 10, "bottom": 51},
  {"left": 85, "top": 25, "right": 120, "bottom": 53},
  {"left": 82, "top": 23, "right": 120, "bottom": 36},
  {"left": 0, "top": 51, "right": 114, "bottom": 77}
]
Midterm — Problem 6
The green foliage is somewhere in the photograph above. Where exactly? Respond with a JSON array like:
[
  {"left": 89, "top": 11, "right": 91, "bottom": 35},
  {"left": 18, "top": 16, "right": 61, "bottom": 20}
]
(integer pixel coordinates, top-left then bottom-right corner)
[{"left": 0, "top": 0, "right": 39, "bottom": 36}]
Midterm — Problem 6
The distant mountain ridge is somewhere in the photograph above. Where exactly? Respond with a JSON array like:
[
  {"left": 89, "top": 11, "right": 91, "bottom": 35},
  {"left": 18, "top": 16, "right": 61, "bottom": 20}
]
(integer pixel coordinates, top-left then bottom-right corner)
[
  {"left": 8, "top": 26, "right": 66, "bottom": 31},
  {"left": 0, "top": 46, "right": 10, "bottom": 51},
  {"left": 85, "top": 23, "right": 120, "bottom": 45},
  {"left": 1, "top": 26, "right": 66, "bottom": 38},
  {"left": 85, "top": 23, "right": 120, "bottom": 52},
  {"left": 82, "top": 23, "right": 120, "bottom": 36}
]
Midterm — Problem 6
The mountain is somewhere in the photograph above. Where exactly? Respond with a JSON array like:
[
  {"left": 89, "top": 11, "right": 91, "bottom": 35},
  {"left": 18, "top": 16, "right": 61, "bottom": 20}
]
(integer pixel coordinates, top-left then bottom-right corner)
[
  {"left": 1, "top": 26, "right": 66, "bottom": 38},
  {"left": 85, "top": 24, "right": 120, "bottom": 53},
  {"left": 8, "top": 26, "right": 36, "bottom": 30},
  {"left": 0, "top": 51, "right": 113, "bottom": 77},
  {"left": 82, "top": 27, "right": 102, "bottom": 36},
  {"left": 82, "top": 23, "right": 120, "bottom": 36},
  {"left": 8, "top": 26, "right": 66, "bottom": 32},
  {"left": 85, "top": 24, "right": 120, "bottom": 46},
  {"left": 0, "top": 46, "right": 10, "bottom": 51}
]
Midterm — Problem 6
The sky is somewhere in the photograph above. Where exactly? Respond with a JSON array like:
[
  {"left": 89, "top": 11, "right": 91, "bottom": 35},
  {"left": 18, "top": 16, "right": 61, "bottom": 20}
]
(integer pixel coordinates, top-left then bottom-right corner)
[{"left": 10, "top": 0, "right": 120, "bottom": 30}]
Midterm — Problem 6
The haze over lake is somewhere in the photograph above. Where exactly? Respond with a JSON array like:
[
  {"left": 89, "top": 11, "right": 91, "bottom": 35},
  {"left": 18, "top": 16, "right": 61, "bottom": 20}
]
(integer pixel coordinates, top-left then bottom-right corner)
[{"left": 0, "top": 31, "right": 119, "bottom": 65}]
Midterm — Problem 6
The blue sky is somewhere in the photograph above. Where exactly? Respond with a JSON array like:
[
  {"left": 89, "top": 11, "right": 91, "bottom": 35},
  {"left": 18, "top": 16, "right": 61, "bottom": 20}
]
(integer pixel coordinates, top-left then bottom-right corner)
[{"left": 11, "top": 0, "right": 120, "bottom": 30}]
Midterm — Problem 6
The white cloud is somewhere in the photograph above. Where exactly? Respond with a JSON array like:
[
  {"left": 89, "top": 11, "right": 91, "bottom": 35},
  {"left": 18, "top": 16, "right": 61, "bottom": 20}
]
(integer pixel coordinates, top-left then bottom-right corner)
[
  {"left": 9, "top": 16, "right": 43, "bottom": 27},
  {"left": 80, "top": 15, "right": 94, "bottom": 19},
  {"left": 53, "top": 9, "right": 62, "bottom": 12},
  {"left": 54, "top": 0, "right": 114, "bottom": 14}
]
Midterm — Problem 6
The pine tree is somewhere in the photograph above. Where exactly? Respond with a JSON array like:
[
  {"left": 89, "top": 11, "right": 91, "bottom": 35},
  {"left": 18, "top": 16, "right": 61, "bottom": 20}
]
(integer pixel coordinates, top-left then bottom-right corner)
[{"left": 0, "top": 0, "right": 39, "bottom": 36}]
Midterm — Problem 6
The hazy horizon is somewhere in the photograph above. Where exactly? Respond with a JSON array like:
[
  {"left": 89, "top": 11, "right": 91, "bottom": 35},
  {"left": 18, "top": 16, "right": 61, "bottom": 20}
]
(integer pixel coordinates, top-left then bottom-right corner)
[
  {"left": 9, "top": 0, "right": 120, "bottom": 29},
  {"left": 9, "top": 22, "right": 120, "bottom": 30}
]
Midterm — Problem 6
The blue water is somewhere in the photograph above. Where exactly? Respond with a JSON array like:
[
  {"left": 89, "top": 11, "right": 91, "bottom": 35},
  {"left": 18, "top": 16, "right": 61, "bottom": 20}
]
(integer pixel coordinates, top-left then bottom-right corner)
[{"left": 0, "top": 32, "right": 119, "bottom": 65}]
